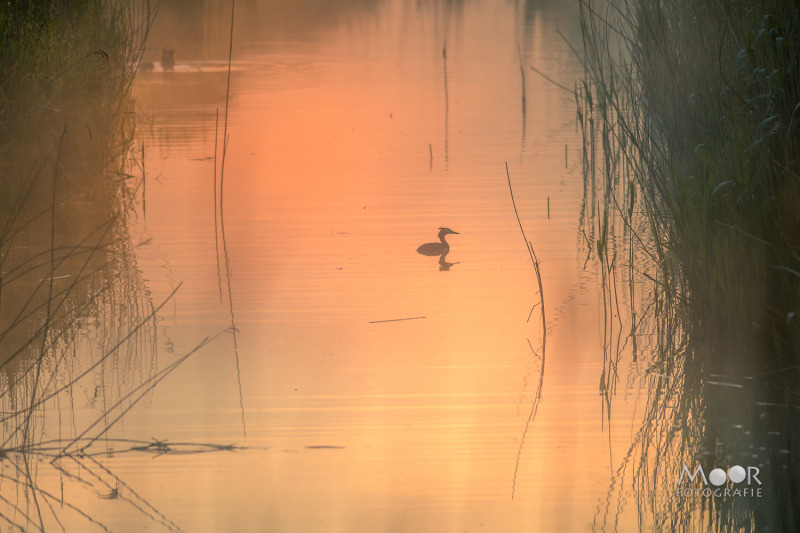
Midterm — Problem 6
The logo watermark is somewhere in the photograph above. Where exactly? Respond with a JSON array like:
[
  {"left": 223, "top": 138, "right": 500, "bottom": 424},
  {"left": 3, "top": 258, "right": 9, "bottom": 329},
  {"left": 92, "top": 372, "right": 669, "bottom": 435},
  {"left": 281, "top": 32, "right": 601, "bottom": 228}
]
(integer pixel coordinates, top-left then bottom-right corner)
[{"left": 676, "top": 464, "right": 763, "bottom": 498}]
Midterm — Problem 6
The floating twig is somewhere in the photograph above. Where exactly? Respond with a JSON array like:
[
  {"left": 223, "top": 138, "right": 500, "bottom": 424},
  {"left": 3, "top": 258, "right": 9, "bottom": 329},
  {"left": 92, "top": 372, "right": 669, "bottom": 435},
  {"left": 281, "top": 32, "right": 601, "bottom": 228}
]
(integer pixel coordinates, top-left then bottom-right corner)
[{"left": 369, "top": 316, "right": 426, "bottom": 324}]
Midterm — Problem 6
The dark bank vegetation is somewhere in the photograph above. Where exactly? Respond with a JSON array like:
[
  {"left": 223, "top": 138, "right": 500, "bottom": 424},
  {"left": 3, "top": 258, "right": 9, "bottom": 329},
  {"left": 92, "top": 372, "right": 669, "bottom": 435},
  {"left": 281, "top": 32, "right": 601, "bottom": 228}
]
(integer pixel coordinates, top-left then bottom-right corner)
[
  {"left": 1, "top": 0, "right": 152, "bottom": 175},
  {"left": 1, "top": 0, "right": 153, "bottom": 425},
  {"left": 0, "top": 0, "right": 153, "bottom": 275},
  {"left": 0, "top": 2, "right": 224, "bottom": 530},
  {"left": 578, "top": 0, "right": 799, "bottom": 530}
]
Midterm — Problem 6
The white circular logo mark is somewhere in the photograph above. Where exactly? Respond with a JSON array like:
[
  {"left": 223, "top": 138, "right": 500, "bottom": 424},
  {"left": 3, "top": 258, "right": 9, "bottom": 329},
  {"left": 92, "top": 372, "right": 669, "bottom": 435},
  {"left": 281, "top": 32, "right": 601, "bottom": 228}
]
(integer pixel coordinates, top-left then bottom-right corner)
[
  {"left": 728, "top": 465, "right": 746, "bottom": 483},
  {"left": 709, "top": 468, "right": 727, "bottom": 486}
]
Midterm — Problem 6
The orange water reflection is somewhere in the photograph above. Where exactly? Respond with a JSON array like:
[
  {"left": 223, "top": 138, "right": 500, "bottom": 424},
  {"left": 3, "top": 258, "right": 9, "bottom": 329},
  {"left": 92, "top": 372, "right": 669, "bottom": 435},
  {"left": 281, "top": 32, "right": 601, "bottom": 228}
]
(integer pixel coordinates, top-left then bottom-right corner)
[{"left": 96, "top": 0, "right": 648, "bottom": 531}]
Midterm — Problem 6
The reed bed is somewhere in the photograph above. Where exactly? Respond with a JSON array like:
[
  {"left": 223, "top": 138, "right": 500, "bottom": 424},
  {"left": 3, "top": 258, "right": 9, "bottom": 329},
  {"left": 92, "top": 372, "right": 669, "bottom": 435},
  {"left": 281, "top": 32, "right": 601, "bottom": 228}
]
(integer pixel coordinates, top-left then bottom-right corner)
[
  {"left": 577, "top": 0, "right": 800, "bottom": 530},
  {"left": 0, "top": 2, "right": 238, "bottom": 530}
]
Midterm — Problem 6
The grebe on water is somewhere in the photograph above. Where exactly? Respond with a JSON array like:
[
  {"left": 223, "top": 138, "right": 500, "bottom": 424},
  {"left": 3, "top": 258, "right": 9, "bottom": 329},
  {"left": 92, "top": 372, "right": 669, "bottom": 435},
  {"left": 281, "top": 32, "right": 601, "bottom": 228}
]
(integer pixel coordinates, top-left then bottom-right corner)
[{"left": 416, "top": 228, "right": 459, "bottom": 256}]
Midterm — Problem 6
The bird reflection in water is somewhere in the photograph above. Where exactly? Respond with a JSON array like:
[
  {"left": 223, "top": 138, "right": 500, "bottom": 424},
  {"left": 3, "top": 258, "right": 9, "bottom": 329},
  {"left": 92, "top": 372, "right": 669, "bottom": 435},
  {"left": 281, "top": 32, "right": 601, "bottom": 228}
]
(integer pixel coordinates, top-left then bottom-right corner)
[{"left": 417, "top": 227, "right": 459, "bottom": 271}]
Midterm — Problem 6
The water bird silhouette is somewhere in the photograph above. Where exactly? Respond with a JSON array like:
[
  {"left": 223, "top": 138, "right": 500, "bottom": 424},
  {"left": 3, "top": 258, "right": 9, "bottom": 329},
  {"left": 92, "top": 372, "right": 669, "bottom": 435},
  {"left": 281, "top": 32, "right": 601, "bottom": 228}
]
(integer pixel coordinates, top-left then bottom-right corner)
[
  {"left": 417, "top": 228, "right": 459, "bottom": 256},
  {"left": 137, "top": 49, "right": 174, "bottom": 73},
  {"left": 162, "top": 49, "right": 175, "bottom": 71}
]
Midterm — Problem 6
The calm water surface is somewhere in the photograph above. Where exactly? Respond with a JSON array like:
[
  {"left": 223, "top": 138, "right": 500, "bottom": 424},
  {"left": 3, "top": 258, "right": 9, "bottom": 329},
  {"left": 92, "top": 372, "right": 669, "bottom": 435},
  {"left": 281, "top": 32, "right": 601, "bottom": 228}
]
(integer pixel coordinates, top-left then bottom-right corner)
[{"left": 51, "top": 1, "right": 648, "bottom": 530}]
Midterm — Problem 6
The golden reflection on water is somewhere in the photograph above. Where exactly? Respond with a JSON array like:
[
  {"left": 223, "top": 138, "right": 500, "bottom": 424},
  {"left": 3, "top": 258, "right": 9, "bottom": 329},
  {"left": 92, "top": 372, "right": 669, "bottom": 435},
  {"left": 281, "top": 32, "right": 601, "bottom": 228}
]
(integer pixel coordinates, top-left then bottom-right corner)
[{"left": 92, "top": 0, "right": 645, "bottom": 531}]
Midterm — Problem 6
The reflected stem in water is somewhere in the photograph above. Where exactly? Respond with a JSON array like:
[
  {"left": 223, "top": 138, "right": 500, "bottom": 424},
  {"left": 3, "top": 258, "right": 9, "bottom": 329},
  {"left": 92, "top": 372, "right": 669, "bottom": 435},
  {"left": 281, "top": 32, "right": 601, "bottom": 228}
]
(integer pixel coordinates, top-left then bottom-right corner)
[
  {"left": 517, "top": 42, "right": 527, "bottom": 162},
  {"left": 60, "top": 329, "right": 228, "bottom": 456},
  {"left": 81, "top": 453, "right": 182, "bottom": 532},
  {"left": 505, "top": 163, "right": 548, "bottom": 499},
  {"left": 141, "top": 144, "right": 146, "bottom": 219},
  {"left": 218, "top": 0, "right": 246, "bottom": 438},
  {"left": 429, "top": 142, "right": 433, "bottom": 171},
  {"left": 22, "top": 126, "right": 63, "bottom": 529},
  {"left": 0, "top": 218, "right": 116, "bottom": 398},
  {"left": 219, "top": 0, "right": 235, "bottom": 205},
  {"left": 1, "top": 282, "right": 182, "bottom": 429},
  {"left": 512, "top": 336, "right": 546, "bottom": 500},
  {"left": 25, "top": 126, "right": 63, "bottom": 395},
  {"left": 443, "top": 38, "right": 449, "bottom": 171},
  {"left": 214, "top": 108, "right": 223, "bottom": 302},
  {"left": 21, "top": 132, "right": 66, "bottom": 527},
  {"left": 220, "top": 188, "right": 247, "bottom": 438}
]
